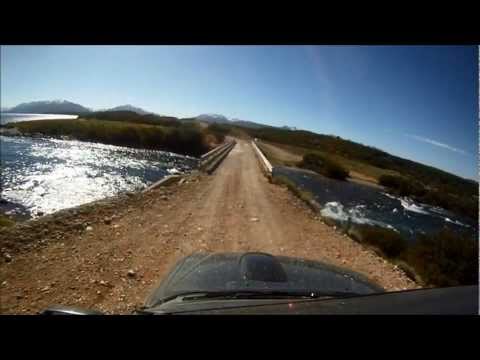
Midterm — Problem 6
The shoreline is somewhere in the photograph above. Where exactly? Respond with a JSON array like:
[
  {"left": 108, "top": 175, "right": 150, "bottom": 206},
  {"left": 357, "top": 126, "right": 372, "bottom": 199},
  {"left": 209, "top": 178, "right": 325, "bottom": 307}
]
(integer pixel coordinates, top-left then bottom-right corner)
[{"left": 0, "top": 171, "right": 198, "bottom": 254}]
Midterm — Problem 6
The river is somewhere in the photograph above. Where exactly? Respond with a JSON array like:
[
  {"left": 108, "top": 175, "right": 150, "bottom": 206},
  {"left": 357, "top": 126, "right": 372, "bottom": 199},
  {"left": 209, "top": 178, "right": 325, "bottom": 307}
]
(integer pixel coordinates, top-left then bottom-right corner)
[
  {"left": 274, "top": 166, "right": 477, "bottom": 241},
  {"left": 0, "top": 135, "right": 198, "bottom": 219},
  {"left": 0, "top": 113, "right": 79, "bottom": 124},
  {"left": 0, "top": 113, "right": 199, "bottom": 218}
]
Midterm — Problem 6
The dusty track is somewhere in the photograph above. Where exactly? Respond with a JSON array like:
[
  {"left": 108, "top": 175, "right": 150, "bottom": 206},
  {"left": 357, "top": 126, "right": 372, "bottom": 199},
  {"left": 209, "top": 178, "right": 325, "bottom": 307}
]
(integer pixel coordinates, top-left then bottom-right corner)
[{"left": 0, "top": 139, "right": 417, "bottom": 314}]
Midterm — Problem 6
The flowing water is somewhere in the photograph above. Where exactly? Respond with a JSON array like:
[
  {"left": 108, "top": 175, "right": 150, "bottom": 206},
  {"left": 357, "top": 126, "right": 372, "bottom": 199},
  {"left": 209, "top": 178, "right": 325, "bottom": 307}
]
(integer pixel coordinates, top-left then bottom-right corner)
[
  {"left": 0, "top": 135, "right": 198, "bottom": 219},
  {"left": 0, "top": 113, "right": 79, "bottom": 124},
  {"left": 274, "top": 167, "right": 477, "bottom": 241}
]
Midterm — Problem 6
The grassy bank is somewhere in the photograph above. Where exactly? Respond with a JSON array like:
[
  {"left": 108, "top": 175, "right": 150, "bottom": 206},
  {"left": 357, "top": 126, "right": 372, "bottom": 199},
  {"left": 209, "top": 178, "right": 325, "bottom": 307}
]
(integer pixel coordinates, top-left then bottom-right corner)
[
  {"left": 6, "top": 118, "right": 213, "bottom": 157},
  {"left": 351, "top": 224, "right": 478, "bottom": 287},
  {"left": 273, "top": 174, "right": 478, "bottom": 288}
]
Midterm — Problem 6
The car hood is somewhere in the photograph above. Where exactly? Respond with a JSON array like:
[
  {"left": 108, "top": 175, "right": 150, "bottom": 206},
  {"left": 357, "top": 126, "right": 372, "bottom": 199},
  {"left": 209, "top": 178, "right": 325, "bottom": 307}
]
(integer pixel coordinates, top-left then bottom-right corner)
[{"left": 144, "top": 252, "right": 384, "bottom": 308}]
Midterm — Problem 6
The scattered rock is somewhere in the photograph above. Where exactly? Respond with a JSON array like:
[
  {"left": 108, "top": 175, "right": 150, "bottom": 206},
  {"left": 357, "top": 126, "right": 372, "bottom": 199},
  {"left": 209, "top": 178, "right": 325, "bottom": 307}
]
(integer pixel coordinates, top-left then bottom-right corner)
[
  {"left": 161, "top": 195, "right": 169, "bottom": 201},
  {"left": 99, "top": 280, "right": 108, "bottom": 287},
  {"left": 41, "top": 286, "right": 50, "bottom": 292},
  {"left": 4, "top": 253, "right": 12, "bottom": 263},
  {"left": 86, "top": 226, "right": 93, "bottom": 231},
  {"left": 2, "top": 281, "right": 7, "bottom": 287},
  {"left": 104, "top": 217, "right": 112, "bottom": 225},
  {"left": 250, "top": 217, "right": 259, "bottom": 222},
  {"left": 16, "top": 293, "right": 24, "bottom": 300},
  {"left": 127, "top": 270, "right": 136, "bottom": 278}
]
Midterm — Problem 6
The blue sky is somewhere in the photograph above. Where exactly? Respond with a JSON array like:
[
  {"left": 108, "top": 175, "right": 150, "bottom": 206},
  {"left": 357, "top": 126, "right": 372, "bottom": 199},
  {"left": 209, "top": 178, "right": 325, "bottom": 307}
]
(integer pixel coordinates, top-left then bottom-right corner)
[{"left": 1, "top": 45, "right": 478, "bottom": 179}]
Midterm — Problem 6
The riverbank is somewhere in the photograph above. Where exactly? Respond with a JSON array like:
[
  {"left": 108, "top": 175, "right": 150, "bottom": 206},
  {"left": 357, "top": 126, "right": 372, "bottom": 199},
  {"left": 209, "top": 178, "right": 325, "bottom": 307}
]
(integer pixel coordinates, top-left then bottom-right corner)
[
  {"left": 0, "top": 140, "right": 416, "bottom": 314},
  {"left": 2, "top": 117, "right": 222, "bottom": 157}
]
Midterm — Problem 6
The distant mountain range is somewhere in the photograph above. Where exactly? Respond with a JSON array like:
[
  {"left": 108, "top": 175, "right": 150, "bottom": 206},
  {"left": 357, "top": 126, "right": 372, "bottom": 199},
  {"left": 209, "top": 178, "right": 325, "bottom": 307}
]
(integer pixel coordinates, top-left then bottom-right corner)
[
  {"left": 6, "top": 100, "right": 155, "bottom": 116},
  {"left": 4, "top": 100, "right": 274, "bottom": 129},
  {"left": 195, "top": 114, "right": 271, "bottom": 129},
  {"left": 8, "top": 100, "right": 91, "bottom": 115}
]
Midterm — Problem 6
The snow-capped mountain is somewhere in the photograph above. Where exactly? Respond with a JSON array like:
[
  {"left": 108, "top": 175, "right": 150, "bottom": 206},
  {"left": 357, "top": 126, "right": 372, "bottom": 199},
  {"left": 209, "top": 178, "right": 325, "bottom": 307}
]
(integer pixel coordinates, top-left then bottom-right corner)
[{"left": 8, "top": 100, "right": 91, "bottom": 114}]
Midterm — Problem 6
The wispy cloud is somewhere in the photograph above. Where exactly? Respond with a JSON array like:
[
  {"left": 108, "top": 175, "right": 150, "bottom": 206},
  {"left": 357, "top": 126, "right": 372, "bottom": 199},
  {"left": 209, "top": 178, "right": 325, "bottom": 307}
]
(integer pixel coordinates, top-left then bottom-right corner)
[{"left": 405, "top": 133, "right": 469, "bottom": 156}]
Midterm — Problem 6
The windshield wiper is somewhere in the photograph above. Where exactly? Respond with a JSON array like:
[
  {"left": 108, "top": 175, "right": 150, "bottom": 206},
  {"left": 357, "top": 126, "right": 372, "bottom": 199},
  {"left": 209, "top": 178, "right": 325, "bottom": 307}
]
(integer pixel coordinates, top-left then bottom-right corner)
[{"left": 179, "top": 290, "right": 358, "bottom": 301}]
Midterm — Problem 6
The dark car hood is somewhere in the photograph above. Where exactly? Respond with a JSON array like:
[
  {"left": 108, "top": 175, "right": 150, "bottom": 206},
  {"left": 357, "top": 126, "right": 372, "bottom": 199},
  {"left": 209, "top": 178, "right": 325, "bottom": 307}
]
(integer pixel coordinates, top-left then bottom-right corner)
[{"left": 144, "top": 252, "right": 384, "bottom": 308}]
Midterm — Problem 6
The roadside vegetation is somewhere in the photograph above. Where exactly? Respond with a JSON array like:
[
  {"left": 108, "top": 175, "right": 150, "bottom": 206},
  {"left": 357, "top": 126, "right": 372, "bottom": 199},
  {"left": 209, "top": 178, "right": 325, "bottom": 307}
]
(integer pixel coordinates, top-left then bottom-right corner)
[
  {"left": 4, "top": 112, "right": 227, "bottom": 157},
  {"left": 347, "top": 224, "right": 477, "bottom": 287}
]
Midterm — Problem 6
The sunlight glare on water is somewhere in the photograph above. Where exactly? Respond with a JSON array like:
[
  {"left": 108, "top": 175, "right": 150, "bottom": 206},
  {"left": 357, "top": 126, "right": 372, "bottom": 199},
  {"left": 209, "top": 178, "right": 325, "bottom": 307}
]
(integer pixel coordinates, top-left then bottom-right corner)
[{"left": 0, "top": 136, "right": 198, "bottom": 217}]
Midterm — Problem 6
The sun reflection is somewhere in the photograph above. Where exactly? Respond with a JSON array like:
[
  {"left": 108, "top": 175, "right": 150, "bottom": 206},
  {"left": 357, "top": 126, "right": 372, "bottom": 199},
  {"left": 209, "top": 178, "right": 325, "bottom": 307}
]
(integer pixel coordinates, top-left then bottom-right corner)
[{"left": 1, "top": 136, "right": 199, "bottom": 218}]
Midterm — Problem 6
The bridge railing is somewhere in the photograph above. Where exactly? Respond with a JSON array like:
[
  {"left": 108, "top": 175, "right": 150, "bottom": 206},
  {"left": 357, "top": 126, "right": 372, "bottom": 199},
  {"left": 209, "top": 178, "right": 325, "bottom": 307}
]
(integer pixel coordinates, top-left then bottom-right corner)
[
  {"left": 200, "top": 140, "right": 236, "bottom": 174},
  {"left": 251, "top": 139, "right": 273, "bottom": 176}
]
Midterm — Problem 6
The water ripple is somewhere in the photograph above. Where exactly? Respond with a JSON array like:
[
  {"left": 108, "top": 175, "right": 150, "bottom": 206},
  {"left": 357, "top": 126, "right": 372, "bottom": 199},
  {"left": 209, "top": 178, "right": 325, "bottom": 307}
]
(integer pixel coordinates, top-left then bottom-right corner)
[{"left": 0, "top": 136, "right": 198, "bottom": 217}]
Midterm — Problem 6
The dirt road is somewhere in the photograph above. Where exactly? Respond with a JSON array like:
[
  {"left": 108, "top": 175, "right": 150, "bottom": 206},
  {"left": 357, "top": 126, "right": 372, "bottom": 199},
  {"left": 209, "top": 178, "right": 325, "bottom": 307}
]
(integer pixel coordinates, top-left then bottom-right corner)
[{"left": 0, "top": 139, "right": 417, "bottom": 314}]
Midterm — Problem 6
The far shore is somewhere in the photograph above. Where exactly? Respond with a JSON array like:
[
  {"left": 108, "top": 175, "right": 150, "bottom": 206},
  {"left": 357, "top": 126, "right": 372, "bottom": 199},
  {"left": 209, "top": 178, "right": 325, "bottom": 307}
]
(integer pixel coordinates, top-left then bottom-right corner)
[{"left": 1, "top": 118, "right": 224, "bottom": 158}]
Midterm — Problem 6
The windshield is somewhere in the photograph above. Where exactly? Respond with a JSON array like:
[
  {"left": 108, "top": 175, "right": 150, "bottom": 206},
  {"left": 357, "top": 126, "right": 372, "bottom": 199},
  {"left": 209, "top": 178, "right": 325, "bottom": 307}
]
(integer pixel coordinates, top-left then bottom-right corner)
[{"left": 0, "top": 45, "right": 478, "bottom": 315}]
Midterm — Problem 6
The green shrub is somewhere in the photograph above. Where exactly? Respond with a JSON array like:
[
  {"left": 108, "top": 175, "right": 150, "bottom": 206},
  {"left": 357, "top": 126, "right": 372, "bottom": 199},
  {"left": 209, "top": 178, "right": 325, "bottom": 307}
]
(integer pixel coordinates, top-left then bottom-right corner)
[
  {"left": 404, "top": 230, "right": 479, "bottom": 287},
  {"left": 207, "top": 123, "right": 231, "bottom": 143},
  {"left": 354, "top": 225, "right": 408, "bottom": 258},
  {"left": 299, "top": 153, "right": 349, "bottom": 180},
  {"left": 378, "top": 174, "right": 426, "bottom": 197},
  {"left": 9, "top": 119, "right": 210, "bottom": 157},
  {"left": 83, "top": 111, "right": 181, "bottom": 127}
]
